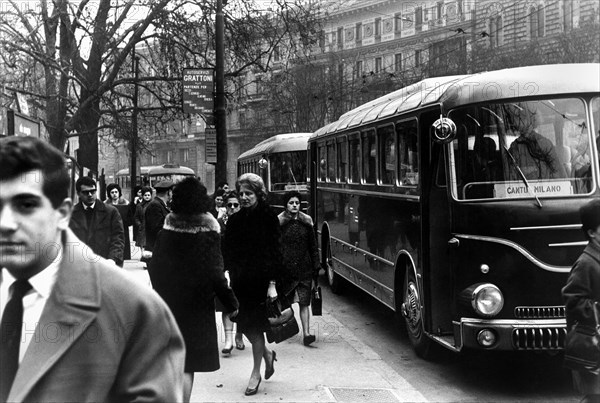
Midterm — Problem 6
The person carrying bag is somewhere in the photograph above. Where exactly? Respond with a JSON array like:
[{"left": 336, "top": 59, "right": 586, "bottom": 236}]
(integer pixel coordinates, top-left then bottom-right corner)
[
  {"left": 265, "top": 295, "right": 300, "bottom": 344},
  {"left": 562, "top": 199, "right": 600, "bottom": 402}
]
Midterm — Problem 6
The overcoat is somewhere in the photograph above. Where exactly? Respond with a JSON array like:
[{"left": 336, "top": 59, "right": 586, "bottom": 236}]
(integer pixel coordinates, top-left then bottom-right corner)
[
  {"left": 222, "top": 201, "right": 283, "bottom": 332},
  {"left": 278, "top": 211, "right": 320, "bottom": 296},
  {"left": 144, "top": 197, "right": 169, "bottom": 251},
  {"left": 149, "top": 212, "right": 238, "bottom": 372},
  {"left": 6, "top": 229, "right": 185, "bottom": 402},
  {"left": 562, "top": 241, "right": 600, "bottom": 394},
  {"left": 69, "top": 201, "right": 125, "bottom": 266},
  {"left": 105, "top": 197, "right": 132, "bottom": 260}
]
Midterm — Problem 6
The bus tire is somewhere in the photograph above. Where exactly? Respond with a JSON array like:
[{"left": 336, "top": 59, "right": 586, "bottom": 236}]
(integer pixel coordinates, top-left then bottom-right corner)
[
  {"left": 325, "top": 239, "right": 343, "bottom": 294},
  {"left": 402, "top": 270, "right": 434, "bottom": 359}
]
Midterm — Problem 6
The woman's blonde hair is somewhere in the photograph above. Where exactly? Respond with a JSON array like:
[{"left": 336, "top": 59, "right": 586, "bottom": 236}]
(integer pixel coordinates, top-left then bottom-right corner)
[{"left": 236, "top": 173, "right": 267, "bottom": 203}]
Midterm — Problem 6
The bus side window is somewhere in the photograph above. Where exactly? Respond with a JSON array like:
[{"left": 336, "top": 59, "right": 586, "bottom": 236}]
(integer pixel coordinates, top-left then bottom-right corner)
[
  {"left": 398, "top": 120, "right": 419, "bottom": 191},
  {"left": 319, "top": 144, "right": 327, "bottom": 182},
  {"left": 327, "top": 142, "right": 337, "bottom": 181},
  {"left": 337, "top": 138, "right": 347, "bottom": 182},
  {"left": 362, "top": 130, "right": 376, "bottom": 184},
  {"left": 349, "top": 135, "right": 360, "bottom": 183},
  {"left": 378, "top": 125, "right": 396, "bottom": 185}
]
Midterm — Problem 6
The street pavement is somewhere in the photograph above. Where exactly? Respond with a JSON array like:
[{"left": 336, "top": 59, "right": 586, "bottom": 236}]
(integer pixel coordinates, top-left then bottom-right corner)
[{"left": 124, "top": 248, "right": 426, "bottom": 403}]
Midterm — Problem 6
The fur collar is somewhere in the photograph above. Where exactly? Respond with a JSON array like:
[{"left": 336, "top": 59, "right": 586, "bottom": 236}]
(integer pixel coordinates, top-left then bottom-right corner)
[
  {"left": 278, "top": 210, "right": 313, "bottom": 227},
  {"left": 163, "top": 212, "right": 220, "bottom": 234}
]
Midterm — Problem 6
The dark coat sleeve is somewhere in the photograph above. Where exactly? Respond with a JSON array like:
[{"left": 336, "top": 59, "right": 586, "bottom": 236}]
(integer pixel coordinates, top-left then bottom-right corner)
[
  {"left": 207, "top": 234, "right": 239, "bottom": 313},
  {"left": 106, "top": 205, "right": 125, "bottom": 265},
  {"left": 562, "top": 246, "right": 600, "bottom": 328}
]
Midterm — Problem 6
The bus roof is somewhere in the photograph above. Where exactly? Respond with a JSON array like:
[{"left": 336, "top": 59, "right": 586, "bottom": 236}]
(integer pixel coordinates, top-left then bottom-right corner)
[
  {"left": 115, "top": 164, "right": 194, "bottom": 176},
  {"left": 147, "top": 164, "right": 195, "bottom": 176},
  {"left": 238, "top": 132, "right": 312, "bottom": 160},
  {"left": 311, "top": 63, "right": 600, "bottom": 139}
]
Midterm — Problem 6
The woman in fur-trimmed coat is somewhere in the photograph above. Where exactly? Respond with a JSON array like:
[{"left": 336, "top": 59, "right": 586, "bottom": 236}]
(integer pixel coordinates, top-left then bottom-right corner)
[{"left": 148, "top": 178, "right": 238, "bottom": 402}]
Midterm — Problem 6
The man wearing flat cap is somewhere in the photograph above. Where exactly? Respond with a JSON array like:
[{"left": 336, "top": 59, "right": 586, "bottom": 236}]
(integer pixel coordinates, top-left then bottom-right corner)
[{"left": 145, "top": 180, "right": 173, "bottom": 254}]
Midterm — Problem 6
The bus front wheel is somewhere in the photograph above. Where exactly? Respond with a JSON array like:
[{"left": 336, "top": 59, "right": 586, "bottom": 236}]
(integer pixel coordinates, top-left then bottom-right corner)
[
  {"left": 402, "top": 270, "right": 433, "bottom": 358},
  {"left": 325, "top": 240, "right": 343, "bottom": 294}
]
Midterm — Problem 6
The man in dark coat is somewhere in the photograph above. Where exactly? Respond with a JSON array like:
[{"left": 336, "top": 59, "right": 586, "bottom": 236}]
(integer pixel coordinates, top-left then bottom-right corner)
[
  {"left": 69, "top": 177, "right": 125, "bottom": 266},
  {"left": 144, "top": 180, "right": 173, "bottom": 252},
  {"left": 562, "top": 199, "right": 600, "bottom": 401}
]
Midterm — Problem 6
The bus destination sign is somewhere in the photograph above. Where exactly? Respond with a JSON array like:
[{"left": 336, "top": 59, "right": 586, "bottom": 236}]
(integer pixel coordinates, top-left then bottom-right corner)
[{"left": 182, "top": 68, "right": 214, "bottom": 116}]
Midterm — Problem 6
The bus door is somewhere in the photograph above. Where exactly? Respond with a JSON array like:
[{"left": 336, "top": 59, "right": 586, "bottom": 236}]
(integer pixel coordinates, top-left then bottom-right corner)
[{"left": 421, "top": 110, "right": 455, "bottom": 341}]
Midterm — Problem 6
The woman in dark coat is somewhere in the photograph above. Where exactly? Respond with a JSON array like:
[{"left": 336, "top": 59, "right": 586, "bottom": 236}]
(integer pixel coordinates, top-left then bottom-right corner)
[
  {"left": 222, "top": 173, "right": 282, "bottom": 396},
  {"left": 562, "top": 199, "right": 600, "bottom": 402},
  {"left": 148, "top": 177, "right": 238, "bottom": 402},
  {"left": 278, "top": 191, "right": 320, "bottom": 346},
  {"left": 134, "top": 186, "right": 152, "bottom": 252},
  {"left": 105, "top": 183, "right": 132, "bottom": 260}
]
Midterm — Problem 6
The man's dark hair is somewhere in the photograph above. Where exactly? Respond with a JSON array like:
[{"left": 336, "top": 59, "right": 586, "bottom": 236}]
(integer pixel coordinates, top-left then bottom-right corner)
[
  {"left": 75, "top": 176, "right": 96, "bottom": 192},
  {"left": 171, "top": 177, "right": 212, "bottom": 215},
  {"left": 224, "top": 190, "right": 239, "bottom": 201},
  {"left": 216, "top": 180, "right": 228, "bottom": 190},
  {"left": 580, "top": 199, "right": 600, "bottom": 240},
  {"left": 0, "top": 136, "right": 70, "bottom": 208}
]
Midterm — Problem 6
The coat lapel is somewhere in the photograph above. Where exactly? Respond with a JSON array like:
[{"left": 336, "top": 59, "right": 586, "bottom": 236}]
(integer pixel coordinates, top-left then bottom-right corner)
[{"left": 9, "top": 230, "right": 101, "bottom": 402}]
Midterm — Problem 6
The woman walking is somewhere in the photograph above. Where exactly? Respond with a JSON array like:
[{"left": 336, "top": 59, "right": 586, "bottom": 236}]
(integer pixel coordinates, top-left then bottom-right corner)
[
  {"left": 278, "top": 191, "right": 320, "bottom": 346},
  {"left": 148, "top": 177, "right": 238, "bottom": 402},
  {"left": 562, "top": 199, "right": 600, "bottom": 403},
  {"left": 218, "top": 190, "right": 245, "bottom": 354},
  {"left": 105, "top": 183, "right": 132, "bottom": 260},
  {"left": 134, "top": 186, "right": 152, "bottom": 254},
  {"left": 222, "top": 173, "right": 282, "bottom": 396}
]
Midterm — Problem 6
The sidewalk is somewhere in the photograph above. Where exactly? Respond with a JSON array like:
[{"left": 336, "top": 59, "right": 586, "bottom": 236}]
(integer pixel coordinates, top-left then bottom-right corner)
[{"left": 123, "top": 252, "right": 426, "bottom": 403}]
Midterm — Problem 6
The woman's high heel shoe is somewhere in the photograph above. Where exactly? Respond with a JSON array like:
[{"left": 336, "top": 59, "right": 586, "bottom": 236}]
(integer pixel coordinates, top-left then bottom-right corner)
[
  {"left": 265, "top": 350, "right": 277, "bottom": 380},
  {"left": 244, "top": 377, "right": 261, "bottom": 396},
  {"left": 221, "top": 345, "right": 233, "bottom": 355}
]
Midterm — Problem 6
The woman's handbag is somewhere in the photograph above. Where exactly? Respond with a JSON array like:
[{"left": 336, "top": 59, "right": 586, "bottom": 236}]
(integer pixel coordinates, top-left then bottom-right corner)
[
  {"left": 564, "top": 301, "right": 600, "bottom": 375},
  {"left": 265, "top": 296, "right": 300, "bottom": 344},
  {"left": 311, "top": 285, "right": 322, "bottom": 316}
]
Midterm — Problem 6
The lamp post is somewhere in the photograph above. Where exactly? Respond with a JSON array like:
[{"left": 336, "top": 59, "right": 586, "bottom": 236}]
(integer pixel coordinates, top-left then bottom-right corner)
[
  {"left": 130, "top": 47, "right": 139, "bottom": 198},
  {"left": 215, "top": 0, "right": 227, "bottom": 187}
]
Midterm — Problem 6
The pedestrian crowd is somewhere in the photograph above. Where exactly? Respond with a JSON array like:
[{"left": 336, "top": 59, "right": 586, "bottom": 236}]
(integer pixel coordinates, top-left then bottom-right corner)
[{"left": 1, "top": 136, "right": 597, "bottom": 402}]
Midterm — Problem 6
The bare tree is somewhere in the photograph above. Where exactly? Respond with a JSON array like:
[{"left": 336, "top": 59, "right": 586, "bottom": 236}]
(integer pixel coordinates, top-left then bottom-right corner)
[{"left": 0, "top": 0, "right": 321, "bottom": 172}]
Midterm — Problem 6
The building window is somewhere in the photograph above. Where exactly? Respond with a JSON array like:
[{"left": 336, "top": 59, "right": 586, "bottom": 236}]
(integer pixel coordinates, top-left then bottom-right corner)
[
  {"left": 394, "top": 53, "right": 402, "bottom": 72},
  {"left": 394, "top": 13, "right": 402, "bottom": 32},
  {"left": 356, "top": 22, "right": 362, "bottom": 41},
  {"left": 529, "top": 5, "right": 545, "bottom": 39},
  {"left": 355, "top": 60, "right": 363, "bottom": 79},
  {"left": 375, "top": 57, "right": 382, "bottom": 74},
  {"left": 415, "top": 49, "right": 422, "bottom": 67},
  {"left": 489, "top": 16, "right": 503, "bottom": 47},
  {"left": 180, "top": 148, "right": 189, "bottom": 162},
  {"left": 563, "top": 0, "right": 580, "bottom": 30},
  {"left": 274, "top": 46, "right": 280, "bottom": 62},
  {"left": 375, "top": 18, "right": 381, "bottom": 37},
  {"left": 337, "top": 27, "right": 343, "bottom": 49},
  {"left": 167, "top": 150, "right": 173, "bottom": 163},
  {"left": 415, "top": 6, "right": 423, "bottom": 30}
]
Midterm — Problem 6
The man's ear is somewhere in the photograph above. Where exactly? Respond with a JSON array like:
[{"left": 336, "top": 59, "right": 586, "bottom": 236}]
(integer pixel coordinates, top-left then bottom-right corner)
[{"left": 57, "top": 198, "right": 73, "bottom": 230}]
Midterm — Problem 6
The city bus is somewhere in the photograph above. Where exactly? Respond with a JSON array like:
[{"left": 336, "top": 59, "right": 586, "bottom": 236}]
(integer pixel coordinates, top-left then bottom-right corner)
[
  {"left": 308, "top": 63, "right": 600, "bottom": 357},
  {"left": 115, "top": 163, "right": 195, "bottom": 199},
  {"left": 237, "top": 132, "right": 311, "bottom": 212}
]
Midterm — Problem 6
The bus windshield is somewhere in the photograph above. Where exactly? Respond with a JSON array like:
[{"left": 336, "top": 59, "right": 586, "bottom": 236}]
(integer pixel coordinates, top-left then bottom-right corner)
[
  {"left": 269, "top": 151, "right": 308, "bottom": 191},
  {"left": 449, "top": 98, "right": 595, "bottom": 200}
]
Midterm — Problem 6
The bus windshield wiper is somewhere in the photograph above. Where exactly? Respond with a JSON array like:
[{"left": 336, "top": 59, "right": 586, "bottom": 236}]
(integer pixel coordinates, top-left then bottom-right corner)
[{"left": 503, "top": 145, "right": 543, "bottom": 208}]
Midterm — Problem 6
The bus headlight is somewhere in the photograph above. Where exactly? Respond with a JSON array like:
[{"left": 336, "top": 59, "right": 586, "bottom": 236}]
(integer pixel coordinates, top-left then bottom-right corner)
[{"left": 470, "top": 284, "right": 504, "bottom": 317}]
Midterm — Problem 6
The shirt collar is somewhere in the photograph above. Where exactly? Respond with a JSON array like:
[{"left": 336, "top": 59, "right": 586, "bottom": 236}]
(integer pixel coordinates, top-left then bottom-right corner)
[
  {"left": 1, "top": 247, "right": 62, "bottom": 298},
  {"left": 84, "top": 202, "right": 96, "bottom": 210}
]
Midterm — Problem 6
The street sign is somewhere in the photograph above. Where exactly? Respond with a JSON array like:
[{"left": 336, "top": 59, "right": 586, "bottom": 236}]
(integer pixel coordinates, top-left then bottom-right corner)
[
  {"left": 7, "top": 110, "right": 40, "bottom": 137},
  {"left": 182, "top": 68, "right": 214, "bottom": 117},
  {"left": 205, "top": 127, "right": 217, "bottom": 164}
]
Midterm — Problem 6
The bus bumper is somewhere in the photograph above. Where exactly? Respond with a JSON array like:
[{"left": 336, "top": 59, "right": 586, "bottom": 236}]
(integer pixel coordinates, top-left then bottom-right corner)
[{"left": 454, "top": 318, "right": 567, "bottom": 351}]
